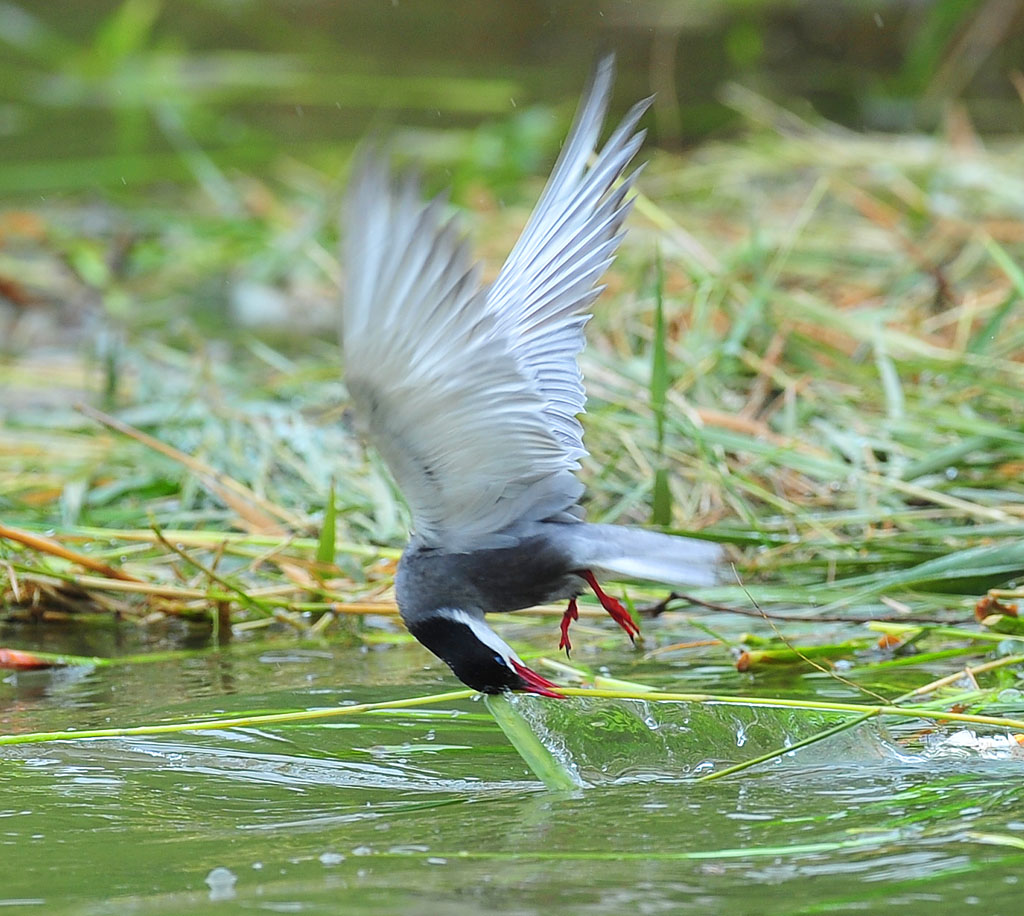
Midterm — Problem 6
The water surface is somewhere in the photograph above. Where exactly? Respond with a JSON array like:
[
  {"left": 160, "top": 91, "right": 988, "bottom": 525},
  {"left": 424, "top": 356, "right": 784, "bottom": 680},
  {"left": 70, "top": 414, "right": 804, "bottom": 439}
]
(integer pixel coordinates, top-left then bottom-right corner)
[{"left": 2, "top": 635, "right": 1021, "bottom": 914}]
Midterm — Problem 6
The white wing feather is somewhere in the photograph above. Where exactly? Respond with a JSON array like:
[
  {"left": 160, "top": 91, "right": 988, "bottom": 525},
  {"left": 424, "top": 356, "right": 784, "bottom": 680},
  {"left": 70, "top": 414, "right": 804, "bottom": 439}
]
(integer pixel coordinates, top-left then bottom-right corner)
[
  {"left": 341, "top": 55, "right": 649, "bottom": 549},
  {"left": 485, "top": 57, "right": 652, "bottom": 456}
]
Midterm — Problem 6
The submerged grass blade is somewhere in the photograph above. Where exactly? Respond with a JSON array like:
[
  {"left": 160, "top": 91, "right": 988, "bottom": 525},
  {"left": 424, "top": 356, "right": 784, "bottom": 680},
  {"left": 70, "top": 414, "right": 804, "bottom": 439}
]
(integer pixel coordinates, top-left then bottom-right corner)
[
  {"left": 485, "top": 693, "right": 581, "bottom": 791},
  {"left": 360, "top": 832, "right": 899, "bottom": 861}
]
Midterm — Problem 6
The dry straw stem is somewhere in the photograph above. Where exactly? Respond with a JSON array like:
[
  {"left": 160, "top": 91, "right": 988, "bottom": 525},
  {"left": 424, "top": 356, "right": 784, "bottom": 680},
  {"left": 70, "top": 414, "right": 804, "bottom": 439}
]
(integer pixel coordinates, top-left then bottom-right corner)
[
  {"left": 0, "top": 523, "right": 140, "bottom": 582},
  {"left": 58, "top": 527, "right": 399, "bottom": 560},
  {"left": 76, "top": 402, "right": 304, "bottom": 533},
  {"left": 10, "top": 573, "right": 304, "bottom": 602}
]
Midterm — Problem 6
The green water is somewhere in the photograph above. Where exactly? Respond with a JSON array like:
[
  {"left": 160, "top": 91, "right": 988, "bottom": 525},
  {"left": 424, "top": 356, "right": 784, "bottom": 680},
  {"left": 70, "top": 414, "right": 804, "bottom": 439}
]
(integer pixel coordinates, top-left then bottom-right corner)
[{"left": 2, "top": 634, "right": 1022, "bottom": 915}]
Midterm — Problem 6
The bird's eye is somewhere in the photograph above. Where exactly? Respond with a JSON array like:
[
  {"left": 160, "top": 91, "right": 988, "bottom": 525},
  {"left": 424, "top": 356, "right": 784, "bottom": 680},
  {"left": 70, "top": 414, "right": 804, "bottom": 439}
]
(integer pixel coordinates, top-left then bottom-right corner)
[{"left": 493, "top": 653, "right": 506, "bottom": 667}]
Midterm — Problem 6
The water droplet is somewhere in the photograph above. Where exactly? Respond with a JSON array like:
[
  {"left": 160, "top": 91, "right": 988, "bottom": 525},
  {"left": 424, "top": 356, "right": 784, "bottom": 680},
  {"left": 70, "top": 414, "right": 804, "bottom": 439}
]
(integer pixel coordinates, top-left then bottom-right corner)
[{"left": 205, "top": 867, "right": 237, "bottom": 902}]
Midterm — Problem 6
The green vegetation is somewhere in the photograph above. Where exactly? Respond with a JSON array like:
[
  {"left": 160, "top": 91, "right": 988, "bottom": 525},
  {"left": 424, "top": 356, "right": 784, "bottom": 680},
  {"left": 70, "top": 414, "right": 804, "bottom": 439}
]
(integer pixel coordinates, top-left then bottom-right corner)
[{"left": 1, "top": 0, "right": 1023, "bottom": 786}]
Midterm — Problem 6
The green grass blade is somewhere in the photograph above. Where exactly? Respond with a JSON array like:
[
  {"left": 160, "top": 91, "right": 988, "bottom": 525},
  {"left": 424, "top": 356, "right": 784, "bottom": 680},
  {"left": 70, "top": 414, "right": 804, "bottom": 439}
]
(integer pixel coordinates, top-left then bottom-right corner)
[
  {"left": 316, "top": 479, "right": 337, "bottom": 565},
  {"left": 485, "top": 693, "right": 582, "bottom": 791},
  {"left": 650, "top": 252, "right": 672, "bottom": 526},
  {"left": 0, "top": 690, "right": 474, "bottom": 746},
  {"left": 650, "top": 252, "right": 668, "bottom": 453},
  {"left": 652, "top": 468, "right": 672, "bottom": 527},
  {"left": 841, "top": 541, "right": 1024, "bottom": 596}
]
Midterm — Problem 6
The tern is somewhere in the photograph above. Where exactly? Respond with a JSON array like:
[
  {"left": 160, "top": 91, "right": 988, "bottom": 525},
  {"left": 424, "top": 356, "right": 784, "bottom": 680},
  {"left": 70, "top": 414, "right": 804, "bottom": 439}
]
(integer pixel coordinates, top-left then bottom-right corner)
[{"left": 341, "top": 56, "right": 721, "bottom": 695}]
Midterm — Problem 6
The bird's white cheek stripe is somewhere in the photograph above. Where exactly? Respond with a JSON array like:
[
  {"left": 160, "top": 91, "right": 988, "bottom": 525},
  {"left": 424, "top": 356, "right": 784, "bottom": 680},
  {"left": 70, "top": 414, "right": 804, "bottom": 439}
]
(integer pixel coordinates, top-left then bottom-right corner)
[{"left": 435, "top": 608, "right": 522, "bottom": 665}]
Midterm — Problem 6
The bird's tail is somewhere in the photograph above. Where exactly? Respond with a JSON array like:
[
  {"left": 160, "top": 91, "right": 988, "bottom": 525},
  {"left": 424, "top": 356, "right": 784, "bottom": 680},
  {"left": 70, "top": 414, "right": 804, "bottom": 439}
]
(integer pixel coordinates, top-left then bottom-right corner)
[{"left": 565, "top": 523, "right": 724, "bottom": 588}]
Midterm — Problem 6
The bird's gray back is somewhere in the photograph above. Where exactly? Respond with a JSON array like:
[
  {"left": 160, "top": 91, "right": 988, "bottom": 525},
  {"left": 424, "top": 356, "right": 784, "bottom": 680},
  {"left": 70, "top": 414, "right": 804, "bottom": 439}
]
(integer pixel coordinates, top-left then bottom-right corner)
[{"left": 395, "top": 527, "right": 582, "bottom": 624}]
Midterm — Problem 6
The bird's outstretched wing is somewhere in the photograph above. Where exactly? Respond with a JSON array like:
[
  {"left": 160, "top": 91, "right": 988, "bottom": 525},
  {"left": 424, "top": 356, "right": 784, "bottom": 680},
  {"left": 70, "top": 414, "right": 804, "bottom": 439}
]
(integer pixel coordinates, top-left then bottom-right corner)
[
  {"left": 485, "top": 56, "right": 651, "bottom": 460},
  {"left": 341, "top": 55, "right": 649, "bottom": 550}
]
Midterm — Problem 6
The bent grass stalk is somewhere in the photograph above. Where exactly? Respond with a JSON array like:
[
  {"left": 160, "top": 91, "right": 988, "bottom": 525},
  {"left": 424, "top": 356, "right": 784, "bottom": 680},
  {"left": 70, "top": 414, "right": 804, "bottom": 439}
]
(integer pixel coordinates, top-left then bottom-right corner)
[
  {"left": 696, "top": 652, "right": 1024, "bottom": 782},
  {"left": 0, "top": 689, "right": 475, "bottom": 747},
  {"left": 3, "top": 684, "right": 1022, "bottom": 756},
  {"left": 485, "top": 693, "right": 582, "bottom": 791},
  {"left": 548, "top": 688, "right": 1024, "bottom": 730}
]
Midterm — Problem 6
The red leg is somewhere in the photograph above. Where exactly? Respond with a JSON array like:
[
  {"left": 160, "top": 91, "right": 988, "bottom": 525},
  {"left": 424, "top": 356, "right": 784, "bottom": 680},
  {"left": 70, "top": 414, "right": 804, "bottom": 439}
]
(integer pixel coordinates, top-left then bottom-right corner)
[
  {"left": 579, "top": 569, "right": 640, "bottom": 643},
  {"left": 559, "top": 597, "right": 579, "bottom": 654}
]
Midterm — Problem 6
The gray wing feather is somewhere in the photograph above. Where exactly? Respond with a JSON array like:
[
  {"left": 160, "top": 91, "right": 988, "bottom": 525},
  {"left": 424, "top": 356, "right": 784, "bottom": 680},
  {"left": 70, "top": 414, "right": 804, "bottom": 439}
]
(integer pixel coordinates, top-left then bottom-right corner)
[
  {"left": 341, "top": 54, "right": 649, "bottom": 549},
  {"left": 342, "top": 156, "right": 581, "bottom": 549},
  {"left": 485, "top": 56, "right": 652, "bottom": 460}
]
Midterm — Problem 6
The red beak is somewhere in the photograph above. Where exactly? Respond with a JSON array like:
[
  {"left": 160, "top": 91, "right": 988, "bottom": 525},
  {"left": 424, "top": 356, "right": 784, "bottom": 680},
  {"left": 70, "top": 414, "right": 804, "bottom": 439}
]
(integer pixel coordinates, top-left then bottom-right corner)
[{"left": 511, "top": 659, "right": 564, "bottom": 698}]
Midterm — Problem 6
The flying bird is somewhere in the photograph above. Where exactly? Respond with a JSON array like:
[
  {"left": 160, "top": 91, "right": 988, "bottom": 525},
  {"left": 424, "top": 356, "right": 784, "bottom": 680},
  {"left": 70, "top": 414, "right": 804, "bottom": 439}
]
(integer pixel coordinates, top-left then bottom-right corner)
[{"left": 341, "top": 55, "right": 721, "bottom": 696}]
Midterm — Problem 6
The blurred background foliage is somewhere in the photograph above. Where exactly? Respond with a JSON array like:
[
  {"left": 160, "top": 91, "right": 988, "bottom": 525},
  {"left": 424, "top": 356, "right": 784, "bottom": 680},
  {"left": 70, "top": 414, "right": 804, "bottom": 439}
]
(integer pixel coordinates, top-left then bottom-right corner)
[
  {"left": 1, "top": 0, "right": 1022, "bottom": 557},
  {"left": 1, "top": 0, "right": 1022, "bottom": 347},
  {"left": 1, "top": 0, "right": 1022, "bottom": 194}
]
